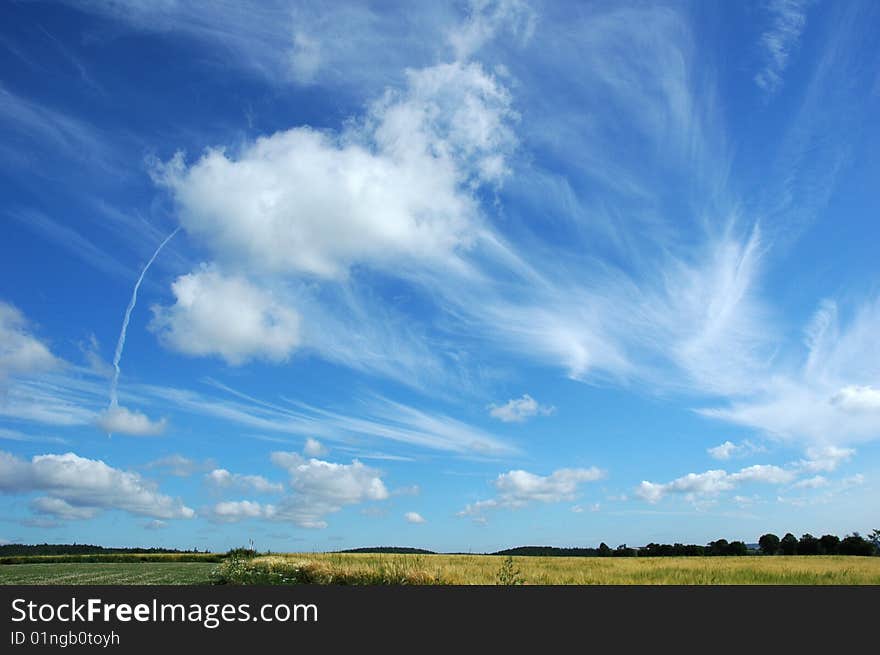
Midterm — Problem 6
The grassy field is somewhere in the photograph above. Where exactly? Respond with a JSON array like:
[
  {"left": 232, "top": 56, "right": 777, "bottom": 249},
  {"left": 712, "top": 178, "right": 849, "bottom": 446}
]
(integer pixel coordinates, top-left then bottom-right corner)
[
  {"left": 2, "top": 554, "right": 879, "bottom": 585},
  {"left": 0, "top": 562, "right": 216, "bottom": 585},
  {"left": 217, "top": 553, "right": 880, "bottom": 585}
]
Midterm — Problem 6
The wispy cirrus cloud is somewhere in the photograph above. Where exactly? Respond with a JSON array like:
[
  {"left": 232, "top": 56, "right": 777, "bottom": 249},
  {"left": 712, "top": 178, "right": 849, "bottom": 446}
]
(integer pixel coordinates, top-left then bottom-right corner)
[
  {"left": 144, "top": 379, "right": 516, "bottom": 456},
  {"left": 700, "top": 297, "right": 880, "bottom": 446},
  {"left": 754, "top": 0, "right": 810, "bottom": 94},
  {"left": 0, "top": 301, "right": 59, "bottom": 381},
  {"left": 0, "top": 84, "right": 111, "bottom": 166}
]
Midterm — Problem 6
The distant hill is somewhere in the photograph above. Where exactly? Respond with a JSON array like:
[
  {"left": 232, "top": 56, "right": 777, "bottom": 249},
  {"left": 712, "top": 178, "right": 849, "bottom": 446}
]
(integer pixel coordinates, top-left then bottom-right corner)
[
  {"left": 336, "top": 547, "right": 436, "bottom": 555},
  {"left": 0, "top": 543, "right": 205, "bottom": 557},
  {"left": 493, "top": 546, "right": 601, "bottom": 557}
]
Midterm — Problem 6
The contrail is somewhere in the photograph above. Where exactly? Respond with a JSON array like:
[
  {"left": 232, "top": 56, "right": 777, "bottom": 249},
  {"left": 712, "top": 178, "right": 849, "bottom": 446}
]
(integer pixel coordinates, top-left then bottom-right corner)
[{"left": 109, "top": 226, "right": 180, "bottom": 408}]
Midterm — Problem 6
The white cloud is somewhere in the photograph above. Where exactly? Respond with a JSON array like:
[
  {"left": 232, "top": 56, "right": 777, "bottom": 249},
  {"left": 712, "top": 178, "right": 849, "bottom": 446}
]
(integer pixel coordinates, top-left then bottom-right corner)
[
  {"left": 792, "top": 475, "right": 829, "bottom": 489},
  {"left": 701, "top": 297, "right": 880, "bottom": 446},
  {"left": 793, "top": 445, "right": 854, "bottom": 473},
  {"left": 488, "top": 394, "right": 555, "bottom": 422},
  {"left": 67, "top": 0, "right": 455, "bottom": 91},
  {"left": 404, "top": 511, "right": 426, "bottom": 524},
  {"left": 831, "top": 385, "right": 880, "bottom": 413},
  {"left": 707, "top": 439, "right": 766, "bottom": 461},
  {"left": 30, "top": 496, "right": 98, "bottom": 520},
  {"left": 841, "top": 473, "right": 864, "bottom": 488},
  {"left": 144, "top": 519, "right": 167, "bottom": 530},
  {"left": 636, "top": 470, "right": 732, "bottom": 504},
  {"left": 732, "top": 464, "right": 795, "bottom": 485},
  {"left": 209, "top": 500, "right": 275, "bottom": 523},
  {"left": 206, "top": 468, "right": 283, "bottom": 494},
  {"left": 754, "top": 0, "right": 810, "bottom": 93},
  {"left": 153, "top": 60, "right": 514, "bottom": 281},
  {"left": 448, "top": 0, "right": 536, "bottom": 60},
  {"left": 636, "top": 463, "right": 796, "bottom": 504},
  {"left": 707, "top": 441, "right": 737, "bottom": 461},
  {"left": 145, "top": 382, "right": 516, "bottom": 455},
  {"left": 0, "top": 301, "right": 58, "bottom": 379},
  {"left": 571, "top": 503, "right": 600, "bottom": 513},
  {"left": 144, "top": 454, "right": 204, "bottom": 477},
  {"left": 150, "top": 267, "right": 300, "bottom": 365},
  {"left": 0, "top": 427, "right": 67, "bottom": 445},
  {"left": 303, "top": 438, "right": 327, "bottom": 457},
  {"left": 268, "top": 452, "right": 389, "bottom": 528},
  {"left": 0, "top": 450, "right": 194, "bottom": 520},
  {"left": 94, "top": 405, "right": 167, "bottom": 436},
  {"left": 459, "top": 466, "right": 605, "bottom": 517}
]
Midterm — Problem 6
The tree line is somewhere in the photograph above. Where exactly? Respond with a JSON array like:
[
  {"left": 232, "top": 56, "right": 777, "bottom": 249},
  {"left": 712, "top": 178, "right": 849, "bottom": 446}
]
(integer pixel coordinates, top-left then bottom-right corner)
[
  {"left": 494, "top": 530, "right": 879, "bottom": 557},
  {"left": 0, "top": 543, "right": 209, "bottom": 557},
  {"left": 757, "top": 531, "right": 877, "bottom": 556}
]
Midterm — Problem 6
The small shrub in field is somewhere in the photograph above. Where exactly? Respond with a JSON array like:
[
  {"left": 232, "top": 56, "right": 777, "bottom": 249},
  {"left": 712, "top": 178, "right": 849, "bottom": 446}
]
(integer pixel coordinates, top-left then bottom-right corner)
[
  {"left": 225, "top": 547, "right": 258, "bottom": 560},
  {"left": 496, "top": 556, "right": 524, "bottom": 585}
]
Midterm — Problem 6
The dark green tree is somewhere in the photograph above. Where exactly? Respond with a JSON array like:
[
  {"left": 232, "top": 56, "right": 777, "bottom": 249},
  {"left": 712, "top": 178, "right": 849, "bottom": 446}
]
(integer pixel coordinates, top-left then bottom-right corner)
[
  {"left": 839, "top": 533, "right": 874, "bottom": 556},
  {"left": 819, "top": 534, "right": 840, "bottom": 555},
  {"left": 727, "top": 541, "right": 749, "bottom": 556},
  {"left": 613, "top": 544, "right": 636, "bottom": 557},
  {"left": 758, "top": 533, "right": 780, "bottom": 555},
  {"left": 597, "top": 542, "right": 612, "bottom": 557},
  {"left": 868, "top": 530, "right": 880, "bottom": 554},
  {"left": 707, "top": 539, "right": 729, "bottom": 556},
  {"left": 780, "top": 533, "right": 798, "bottom": 555},
  {"left": 798, "top": 533, "right": 820, "bottom": 555}
]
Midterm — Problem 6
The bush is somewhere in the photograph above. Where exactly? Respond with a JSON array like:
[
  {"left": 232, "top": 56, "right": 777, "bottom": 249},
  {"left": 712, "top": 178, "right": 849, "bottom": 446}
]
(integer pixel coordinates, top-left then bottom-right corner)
[
  {"left": 225, "top": 547, "right": 258, "bottom": 560},
  {"left": 496, "top": 556, "right": 524, "bottom": 585}
]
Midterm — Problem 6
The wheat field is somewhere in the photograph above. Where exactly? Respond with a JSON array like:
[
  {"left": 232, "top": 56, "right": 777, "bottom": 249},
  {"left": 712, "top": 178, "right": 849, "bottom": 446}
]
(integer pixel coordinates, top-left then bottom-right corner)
[{"left": 216, "top": 553, "right": 880, "bottom": 585}]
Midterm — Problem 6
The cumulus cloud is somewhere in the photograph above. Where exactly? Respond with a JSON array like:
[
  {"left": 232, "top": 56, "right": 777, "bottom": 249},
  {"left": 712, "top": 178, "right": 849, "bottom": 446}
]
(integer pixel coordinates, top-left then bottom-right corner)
[
  {"left": 209, "top": 500, "right": 276, "bottom": 523},
  {"left": 153, "top": 60, "right": 514, "bottom": 280},
  {"left": 303, "top": 438, "right": 327, "bottom": 457},
  {"left": 458, "top": 466, "right": 605, "bottom": 517},
  {"left": 404, "top": 511, "right": 426, "bottom": 524},
  {"left": 793, "top": 445, "right": 854, "bottom": 473},
  {"left": 30, "top": 496, "right": 98, "bottom": 520},
  {"left": 707, "top": 439, "right": 766, "bottom": 460},
  {"left": 206, "top": 468, "right": 283, "bottom": 494},
  {"left": 831, "top": 385, "right": 880, "bottom": 413},
  {"left": 488, "top": 394, "right": 555, "bottom": 422},
  {"left": 635, "top": 463, "right": 796, "bottom": 504},
  {"left": 220, "top": 452, "right": 391, "bottom": 528},
  {"left": 150, "top": 267, "right": 300, "bottom": 365},
  {"left": 144, "top": 454, "right": 207, "bottom": 477},
  {"left": 94, "top": 405, "right": 167, "bottom": 436},
  {"left": 0, "top": 450, "right": 194, "bottom": 520},
  {"left": 0, "top": 301, "right": 58, "bottom": 379},
  {"left": 792, "top": 475, "right": 829, "bottom": 489}
]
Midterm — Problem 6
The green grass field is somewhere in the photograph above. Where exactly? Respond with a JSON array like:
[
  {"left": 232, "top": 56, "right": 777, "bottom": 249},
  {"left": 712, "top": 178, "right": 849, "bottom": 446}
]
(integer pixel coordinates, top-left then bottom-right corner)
[{"left": 3, "top": 554, "right": 878, "bottom": 585}]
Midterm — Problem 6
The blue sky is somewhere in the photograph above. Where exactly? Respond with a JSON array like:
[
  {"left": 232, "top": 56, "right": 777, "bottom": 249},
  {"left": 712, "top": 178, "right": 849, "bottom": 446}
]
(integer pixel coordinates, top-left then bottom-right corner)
[{"left": 1, "top": 0, "right": 878, "bottom": 553}]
